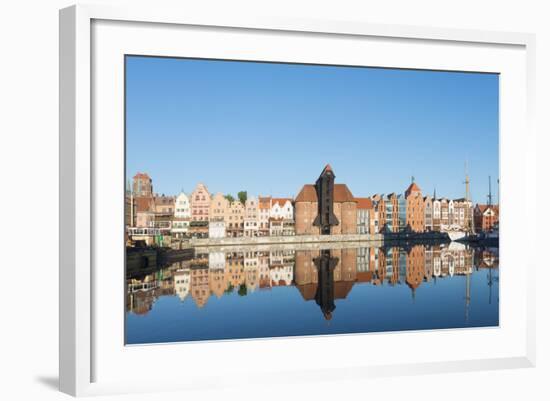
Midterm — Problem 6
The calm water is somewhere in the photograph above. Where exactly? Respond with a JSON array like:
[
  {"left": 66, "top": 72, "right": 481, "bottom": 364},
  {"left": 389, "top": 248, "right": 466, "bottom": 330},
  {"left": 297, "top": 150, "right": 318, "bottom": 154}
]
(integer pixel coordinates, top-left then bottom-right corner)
[{"left": 126, "top": 242, "right": 499, "bottom": 344}]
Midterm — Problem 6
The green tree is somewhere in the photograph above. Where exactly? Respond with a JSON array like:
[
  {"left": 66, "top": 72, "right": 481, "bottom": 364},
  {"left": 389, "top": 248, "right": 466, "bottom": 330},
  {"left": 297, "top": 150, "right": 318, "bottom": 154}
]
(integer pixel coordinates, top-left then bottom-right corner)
[
  {"left": 237, "top": 191, "right": 247, "bottom": 205},
  {"left": 237, "top": 283, "right": 247, "bottom": 297},
  {"left": 224, "top": 194, "right": 235, "bottom": 203},
  {"left": 224, "top": 283, "right": 234, "bottom": 294}
]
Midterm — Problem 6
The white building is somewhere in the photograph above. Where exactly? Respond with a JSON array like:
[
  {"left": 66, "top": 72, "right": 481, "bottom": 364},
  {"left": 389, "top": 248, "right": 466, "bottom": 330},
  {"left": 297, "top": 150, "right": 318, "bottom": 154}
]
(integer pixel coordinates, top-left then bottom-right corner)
[
  {"left": 172, "top": 192, "right": 191, "bottom": 238},
  {"left": 270, "top": 198, "right": 293, "bottom": 220},
  {"left": 209, "top": 220, "right": 226, "bottom": 239}
]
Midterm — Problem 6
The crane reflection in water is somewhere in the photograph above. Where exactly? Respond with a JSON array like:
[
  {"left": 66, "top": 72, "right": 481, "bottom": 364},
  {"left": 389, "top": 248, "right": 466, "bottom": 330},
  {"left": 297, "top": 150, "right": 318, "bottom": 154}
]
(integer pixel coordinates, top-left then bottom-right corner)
[{"left": 126, "top": 242, "right": 499, "bottom": 344}]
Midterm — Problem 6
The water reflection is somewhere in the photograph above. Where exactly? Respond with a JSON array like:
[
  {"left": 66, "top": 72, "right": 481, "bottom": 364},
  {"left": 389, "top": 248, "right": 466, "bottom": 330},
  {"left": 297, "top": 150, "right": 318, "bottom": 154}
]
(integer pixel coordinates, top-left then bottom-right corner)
[{"left": 126, "top": 242, "right": 499, "bottom": 343}]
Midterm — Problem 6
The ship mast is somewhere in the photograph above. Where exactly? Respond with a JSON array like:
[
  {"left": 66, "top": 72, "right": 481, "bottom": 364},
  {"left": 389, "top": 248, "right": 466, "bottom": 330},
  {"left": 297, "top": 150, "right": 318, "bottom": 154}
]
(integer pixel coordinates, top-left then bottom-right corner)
[
  {"left": 487, "top": 176, "right": 493, "bottom": 207},
  {"left": 463, "top": 161, "right": 472, "bottom": 233}
]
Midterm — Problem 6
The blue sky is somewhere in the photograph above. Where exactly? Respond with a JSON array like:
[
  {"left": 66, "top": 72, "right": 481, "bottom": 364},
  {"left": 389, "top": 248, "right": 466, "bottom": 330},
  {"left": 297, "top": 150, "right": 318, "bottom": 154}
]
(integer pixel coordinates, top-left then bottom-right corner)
[{"left": 126, "top": 56, "right": 499, "bottom": 204}]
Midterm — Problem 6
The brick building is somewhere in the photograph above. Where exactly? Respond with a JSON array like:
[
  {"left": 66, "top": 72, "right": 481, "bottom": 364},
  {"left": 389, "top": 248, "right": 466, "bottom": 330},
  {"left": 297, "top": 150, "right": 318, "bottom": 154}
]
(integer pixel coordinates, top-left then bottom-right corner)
[
  {"left": 294, "top": 165, "right": 357, "bottom": 235},
  {"left": 405, "top": 181, "right": 425, "bottom": 232},
  {"left": 474, "top": 204, "right": 499, "bottom": 232}
]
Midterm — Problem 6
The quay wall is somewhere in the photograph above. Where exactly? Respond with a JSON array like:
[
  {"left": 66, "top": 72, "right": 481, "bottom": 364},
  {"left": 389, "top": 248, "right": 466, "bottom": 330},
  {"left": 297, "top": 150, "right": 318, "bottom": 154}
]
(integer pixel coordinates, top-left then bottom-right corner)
[{"left": 186, "top": 232, "right": 450, "bottom": 248}]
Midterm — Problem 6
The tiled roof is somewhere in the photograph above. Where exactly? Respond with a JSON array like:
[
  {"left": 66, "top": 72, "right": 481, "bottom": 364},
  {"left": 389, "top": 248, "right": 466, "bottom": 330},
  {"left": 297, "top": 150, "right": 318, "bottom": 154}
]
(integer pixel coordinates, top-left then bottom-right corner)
[
  {"left": 133, "top": 172, "right": 151, "bottom": 180},
  {"left": 295, "top": 185, "right": 317, "bottom": 202},
  {"left": 295, "top": 184, "right": 356, "bottom": 203},
  {"left": 477, "top": 204, "right": 499, "bottom": 214},
  {"left": 272, "top": 198, "right": 292, "bottom": 207},
  {"left": 259, "top": 196, "right": 272, "bottom": 209},
  {"left": 405, "top": 182, "right": 421, "bottom": 197},
  {"left": 355, "top": 197, "right": 373, "bottom": 210}
]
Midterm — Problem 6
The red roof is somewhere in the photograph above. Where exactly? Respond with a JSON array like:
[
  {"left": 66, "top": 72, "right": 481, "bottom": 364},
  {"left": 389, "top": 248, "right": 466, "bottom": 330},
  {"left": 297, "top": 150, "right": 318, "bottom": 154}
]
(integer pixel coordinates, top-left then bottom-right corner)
[
  {"left": 272, "top": 198, "right": 292, "bottom": 207},
  {"left": 295, "top": 184, "right": 356, "bottom": 203},
  {"left": 476, "top": 204, "right": 499, "bottom": 215},
  {"left": 405, "top": 182, "right": 422, "bottom": 197},
  {"left": 355, "top": 197, "right": 373, "bottom": 210},
  {"left": 133, "top": 172, "right": 151, "bottom": 180},
  {"left": 259, "top": 196, "right": 272, "bottom": 209}
]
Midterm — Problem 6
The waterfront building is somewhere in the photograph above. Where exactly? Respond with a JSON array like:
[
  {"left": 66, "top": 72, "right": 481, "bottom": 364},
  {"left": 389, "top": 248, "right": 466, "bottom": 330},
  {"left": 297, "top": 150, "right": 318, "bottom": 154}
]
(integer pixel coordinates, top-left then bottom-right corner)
[
  {"left": 188, "top": 221, "right": 208, "bottom": 238},
  {"left": 355, "top": 197, "right": 373, "bottom": 234},
  {"left": 453, "top": 198, "right": 474, "bottom": 232},
  {"left": 172, "top": 192, "right": 191, "bottom": 238},
  {"left": 125, "top": 183, "right": 136, "bottom": 228},
  {"left": 384, "top": 193, "right": 405, "bottom": 233},
  {"left": 439, "top": 198, "right": 450, "bottom": 229},
  {"left": 432, "top": 198, "right": 441, "bottom": 232},
  {"left": 371, "top": 194, "right": 386, "bottom": 234},
  {"left": 174, "top": 192, "right": 191, "bottom": 218},
  {"left": 190, "top": 183, "right": 211, "bottom": 222},
  {"left": 208, "top": 220, "right": 226, "bottom": 238},
  {"left": 244, "top": 196, "right": 259, "bottom": 237},
  {"left": 209, "top": 192, "right": 230, "bottom": 223},
  {"left": 448, "top": 199, "right": 455, "bottom": 228},
  {"left": 295, "top": 165, "right": 357, "bottom": 235},
  {"left": 226, "top": 200, "right": 244, "bottom": 237},
  {"left": 474, "top": 204, "right": 499, "bottom": 232},
  {"left": 136, "top": 210, "right": 155, "bottom": 228},
  {"left": 258, "top": 196, "right": 272, "bottom": 236},
  {"left": 405, "top": 181, "right": 425, "bottom": 232},
  {"left": 424, "top": 196, "right": 433, "bottom": 232},
  {"left": 270, "top": 198, "right": 294, "bottom": 220},
  {"left": 132, "top": 172, "right": 153, "bottom": 197},
  {"left": 153, "top": 194, "right": 175, "bottom": 215}
]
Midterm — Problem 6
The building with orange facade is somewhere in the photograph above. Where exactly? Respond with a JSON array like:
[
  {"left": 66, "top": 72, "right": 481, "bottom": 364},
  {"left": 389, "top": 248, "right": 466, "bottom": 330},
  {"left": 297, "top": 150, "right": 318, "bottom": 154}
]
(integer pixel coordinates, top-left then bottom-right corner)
[{"left": 405, "top": 181, "right": 425, "bottom": 232}]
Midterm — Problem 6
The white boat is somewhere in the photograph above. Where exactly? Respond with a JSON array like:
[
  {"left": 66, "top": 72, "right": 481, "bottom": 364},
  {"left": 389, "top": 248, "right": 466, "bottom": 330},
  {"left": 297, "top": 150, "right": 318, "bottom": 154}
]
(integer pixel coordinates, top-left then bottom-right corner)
[{"left": 446, "top": 230, "right": 467, "bottom": 242}]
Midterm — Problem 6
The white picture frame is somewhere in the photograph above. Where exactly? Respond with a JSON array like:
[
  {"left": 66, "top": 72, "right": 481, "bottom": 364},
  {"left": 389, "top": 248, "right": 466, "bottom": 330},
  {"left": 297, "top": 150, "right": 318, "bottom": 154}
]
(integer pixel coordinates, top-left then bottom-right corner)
[{"left": 59, "top": 4, "right": 536, "bottom": 397}]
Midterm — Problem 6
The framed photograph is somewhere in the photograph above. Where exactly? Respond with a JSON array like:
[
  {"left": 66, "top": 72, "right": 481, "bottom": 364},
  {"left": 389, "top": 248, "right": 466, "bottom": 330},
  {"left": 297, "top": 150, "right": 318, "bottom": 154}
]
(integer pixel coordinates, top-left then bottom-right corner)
[{"left": 59, "top": 4, "right": 536, "bottom": 397}]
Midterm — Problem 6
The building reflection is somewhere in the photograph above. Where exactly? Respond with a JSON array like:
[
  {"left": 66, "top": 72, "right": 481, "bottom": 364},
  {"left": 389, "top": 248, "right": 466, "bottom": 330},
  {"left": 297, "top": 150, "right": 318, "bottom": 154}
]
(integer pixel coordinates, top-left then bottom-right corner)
[{"left": 126, "top": 243, "right": 498, "bottom": 318}]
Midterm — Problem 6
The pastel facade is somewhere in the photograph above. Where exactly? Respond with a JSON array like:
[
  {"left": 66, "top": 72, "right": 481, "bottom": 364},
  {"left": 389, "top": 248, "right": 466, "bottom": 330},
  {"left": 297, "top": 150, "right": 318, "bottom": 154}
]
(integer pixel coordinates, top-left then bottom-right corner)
[
  {"left": 190, "top": 183, "right": 211, "bottom": 222},
  {"left": 424, "top": 196, "right": 433, "bottom": 231},
  {"left": 244, "top": 196, "right": 259, "bottom": 237},
  {"left": 153, "top": 195, "right": 175, "bottom": 215},
  {"left": 227, "top": 201, "right": 244, "bottom": 237},
  {"left": 258, "top": 196, "right": 272, "bottom": 236}
]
